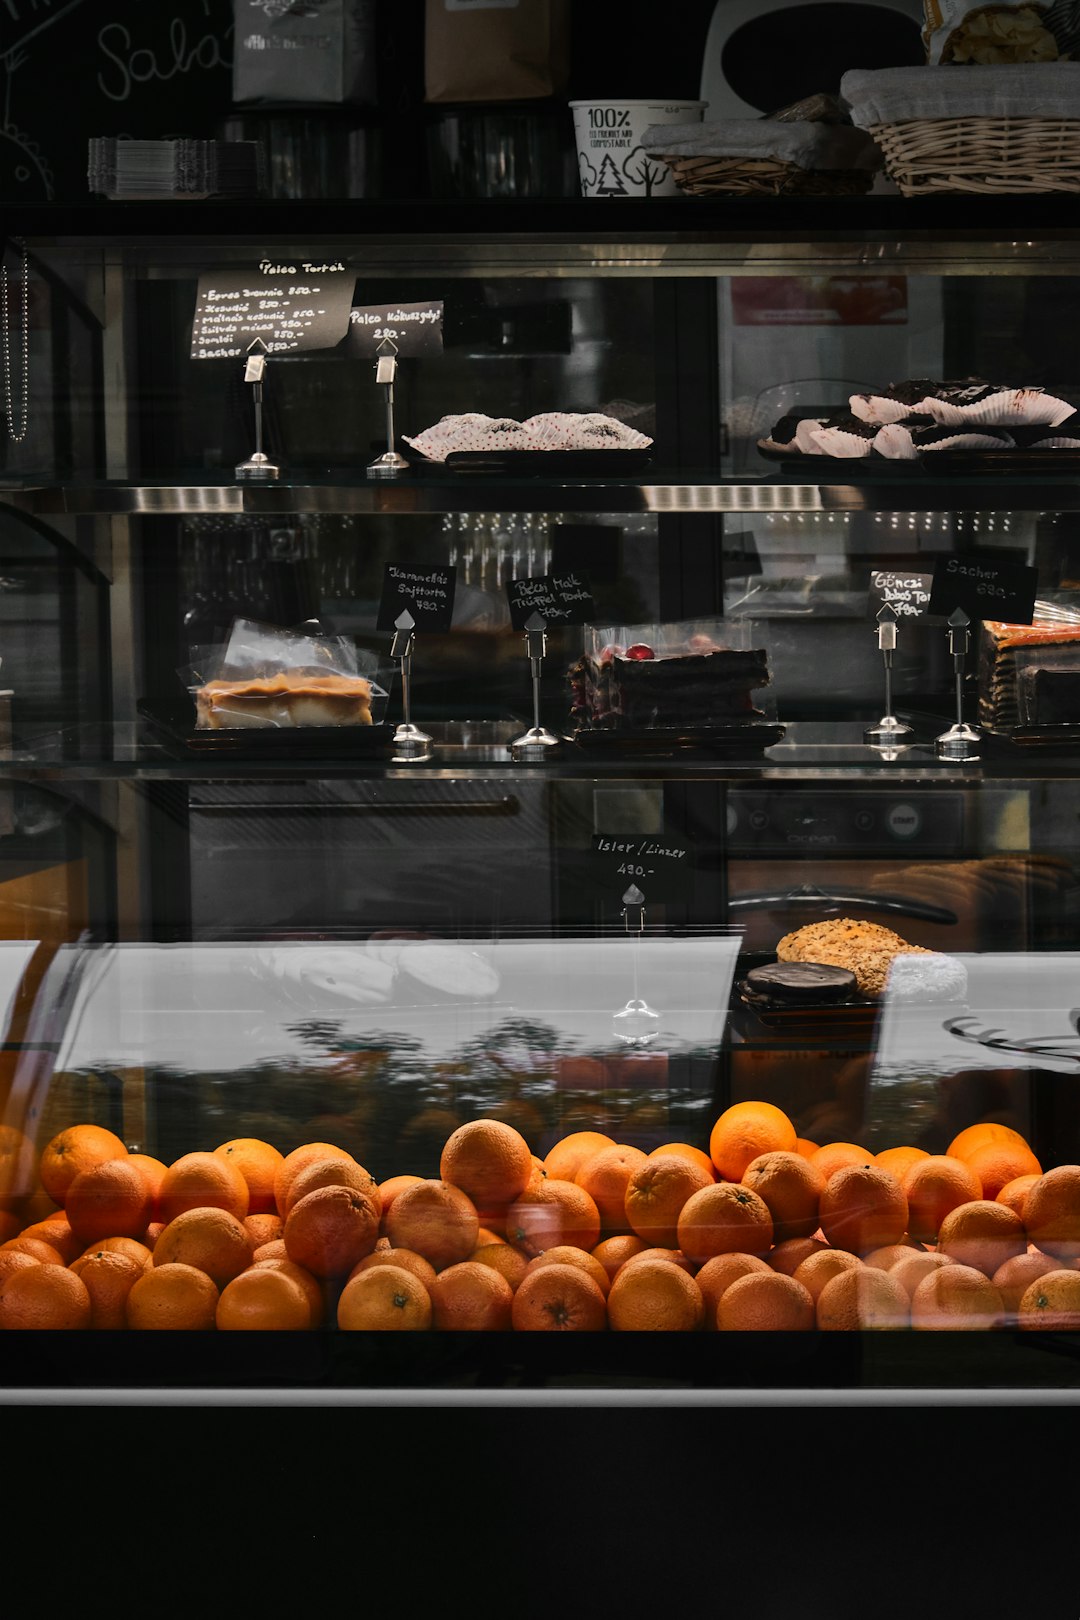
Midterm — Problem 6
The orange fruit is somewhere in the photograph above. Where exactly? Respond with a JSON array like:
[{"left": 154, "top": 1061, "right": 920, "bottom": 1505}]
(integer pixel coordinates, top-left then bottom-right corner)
[
  {"left": 901, "top": 1155, "right": 983, "bottom": 1244},
  {"left": 767, "top": 1237, "right": 830, "bottom": 1276},
  {"left": 875, "top": 1146, "right": 930, "bottom": 1182},
  {"left": 253, "top": 1238, "right": 287, "bottom": 1261},
  {"left": 350, "top": 1244, "right": 438, "bottom": 1290},
  {"left": 469, "top": 1242, "right": 529, "bottom": 1291},
  {"left": 541, "top": 1131, "right": 616, "bottom": 1184},
  {"left": 38, "top": 1124, "right": 127, "bottom": 1204},
  {"left": 792, "top": 1248, "right": 863, "bottom": 1304},
  {"left": 505, "top": 1179, "right": 601, "bottom": 1258},
  {"left": 216, "top": 1266, "right": 312, "bottom": 1331},
  {"left": 127, "top": 1154, "right": 168, "bottom": 1218},
  {"left": 273, "top": 1142, "right": 355, "bottom": 1219},
  {"left": 862, "top": 1243, "right": 922, "bottom": 1271},
  {"left": 708, "top": 1101, "right": 797, "bottom": 1182},
  {"left": 742, "top": 1150, "right": 824, "bottom": 1244},
  {"left": 816, "top": 1266, "right": 909, "bottom": 1330},
  {"left": 0, "top": 1262, "right": 91, "bottom": 1329},
  {"left": 65, "top": 1158, "right": 152, "bottom": 1246},
  {"left": 251, "top": 1256, "right": 324, "bottom": 1326},
  {"left": 910, "top": 1264, "right": 1003, "bottom": 1330},
  {"left": 284, "top": 1184, "right": 381, "bottom": 1279},
  {"left": 617, "top": 1247, "right": 696, "bottom": 1275},
  {"left": 337, "top": 1264, "right": 432, "bottom": 1331},
  {"left": 696, "top": 1252, "right": 772, "bottom": 1327},
  {"left": 213, "top": 1138, "right": 284, "bottom": 1217},
  {"left": 962, "top": 1138, "right": 1042, "bottom": 1202},
  {"left": 1, "top": 1236, "right": 63, "bottom": 1265},
  {"left": 808, "top": 1141, "right": 875, "bottom": 1184},
  {"left": 522, "top": 1245, "right": 611, "bottom": 1297},
  {"left": 677, "top": 1182, "right": 773, "bottom": 1264},
  {"left": 607, "top": 1255, "right": 704, "bottom": 1332},
  {"left": 18, "top": 1216, "right": 80, "bottom": 1266},
  {"left": 511, "top": 1262, "right": 607, "bottom": 1331},
  {"left": 716, "top": 1270, "right": 814, "bottom": 1332},
  {"left": 0, "top": 1249, "right": 39, "bottom": 1287},
  {"left": 69, "top": 1249, "right": 147, "bottom": 1329},
  {"left": 992, "top": 1250, "right": 1063, "bottom": 1318},
  {"left": 0, "top": 1126, "right": 37, "bottom": 1210},
  {"left": 890, "top": 1250, "right": 955, "bottom": 1299},
  {"left": 947, "top": 1121, "right": 1031, "bottom": 1162},
  {"left": 79, "top": 1235, "right": 152, "bottom": 1269},
  {"left": 244, "top": 1213, "right": 284, "bottom": 1250},
  {"left": 575, "top": 1144, "right": 649, "bottom": 1235},
  {"left": 591, "top": 1234, "right": 649, "bottom": 1284},
  {"left": 1018, "top": 1268, "right": 1080, "bottom": 1330},
  {"left": 283, "top": 1157, "right": 380, "bottom": 1219},
  {"left": 378, "top": 1174, "right": 424, "bottom": 1219},
  {"left": 429, "top": 1260, "right": 514, "bottom": 1331},
  {"left": 996, "top": 1174, "right": 1040, "bottom": 1221},
  {"left": 794, "top": 1139, "right": 820, "bottom": 1161},
  {"left": 152, "top": 1207, "right": 255, "bottom": 1287},
  {"left": 126, "top": 1263, "right": 218, "bottom": 1329},
  {"left": 648, "top": 1142, "right": 716, "bottom": 1180},
  {"left": 1021, "top": 1166, "right": 1080, "bottom": 1263},
  {"left": 623, "top": 1153, "right": 714, "bottom": 1248},
  {"left": 818, "top": 1163, "right": 907, "bottom": 1256},
  {"left": 384, "top": 1179, "right": 480, "bottom": 1271},
  {"left": 937, "top": 1200, "right": 1026, "bottom": 1276},
  {"left": 440, "top": 1119, "right": 534, "bottom": 1212},
  {"left": 158, "top": 1152, "right": 249, "bottom": 1224}
]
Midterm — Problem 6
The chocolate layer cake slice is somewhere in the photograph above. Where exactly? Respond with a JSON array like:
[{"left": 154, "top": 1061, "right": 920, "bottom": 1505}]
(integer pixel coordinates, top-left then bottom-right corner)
[{"left": 569, "top": 635, "right": 770, "bottom": 730}]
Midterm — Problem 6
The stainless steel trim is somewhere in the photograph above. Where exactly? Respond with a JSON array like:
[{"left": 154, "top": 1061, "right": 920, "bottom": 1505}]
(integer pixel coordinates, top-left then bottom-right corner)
[{"left": 1, "top": 1386, "right": 1077, "bottom": 1406}]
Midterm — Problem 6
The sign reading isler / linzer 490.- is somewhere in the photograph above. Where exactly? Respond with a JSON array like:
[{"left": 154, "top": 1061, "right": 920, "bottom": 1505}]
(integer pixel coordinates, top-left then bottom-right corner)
[{"left": 190, "top": 264, "right": 356, "bottom": 359}]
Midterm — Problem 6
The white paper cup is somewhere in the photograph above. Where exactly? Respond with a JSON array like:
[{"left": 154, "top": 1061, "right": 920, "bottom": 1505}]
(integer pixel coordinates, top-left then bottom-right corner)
[{"left": 570, "top": 99, "right": 707, "bottom": 198}]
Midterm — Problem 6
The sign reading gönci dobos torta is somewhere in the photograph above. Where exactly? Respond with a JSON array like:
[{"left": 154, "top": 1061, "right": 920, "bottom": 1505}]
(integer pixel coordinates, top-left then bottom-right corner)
[{"left": 190, "top": 261, "right": 356, "bottom": 359}]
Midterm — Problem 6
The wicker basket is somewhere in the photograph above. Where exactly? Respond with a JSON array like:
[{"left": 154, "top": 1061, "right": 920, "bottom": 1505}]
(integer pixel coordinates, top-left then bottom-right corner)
[
  {"left": 870, "top": 116, "right": 1080, "bottom": 196},
  {"left": 660, "top": 152, "right": 875, "bottom": 198}
]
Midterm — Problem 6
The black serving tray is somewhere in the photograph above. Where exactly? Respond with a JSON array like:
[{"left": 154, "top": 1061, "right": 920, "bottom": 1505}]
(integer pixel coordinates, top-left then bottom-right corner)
[
  {"left": 440, "top": 448, "right": 653, "bottom": 476},
  {"left": 139, "top": 697, "right": 397, "bottom": 760},
  {"left": 569, "top": 721, "right": 785, "bottom": 759},
  {"left": 757, "top": 439, "right": 1080, "bottom": 476}
]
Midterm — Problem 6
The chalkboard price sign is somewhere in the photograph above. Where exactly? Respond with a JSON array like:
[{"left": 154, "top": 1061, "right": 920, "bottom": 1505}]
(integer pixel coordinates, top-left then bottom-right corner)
[
  {"left": 867, "top": 569, "right": 936, "bottom": 622},
  {"left": 928, "top": 552, "right": 1037, "bottom": 627},
  {"left": 345, "top": 302, "right": 444, "bottom": 358},
  {"left": 507, "top": 572, "right": 594, "bottom": 631},
  {"left": 190, "top": 265, "right": 357, "bottom": 360},
  {"left": 377, "top": 563, "right": 457, "bottom": 633},
  {"left": 589, "top": 833, "right": 694, "bottom": 902}
]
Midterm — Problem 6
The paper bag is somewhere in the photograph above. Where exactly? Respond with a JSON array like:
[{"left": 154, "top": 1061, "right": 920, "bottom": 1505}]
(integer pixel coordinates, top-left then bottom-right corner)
[
  {"left": 233, "top": 0, "right": 377, "bottom": 105},
  {"left": 425, "top": 0, "right": 571, "bottom": 103}
]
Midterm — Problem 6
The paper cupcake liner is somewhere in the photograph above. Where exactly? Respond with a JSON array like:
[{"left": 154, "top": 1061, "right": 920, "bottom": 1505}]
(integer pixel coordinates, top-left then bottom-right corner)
[
  {"left": 849, "top": 393, "right": 915, "bottom": 425},
  {"left": 916, "top": 431, "right": 1016, "bottom": 451},
  {"left": 810, "top": 427, "right": 876, "bottom": 457},
  {"left": 923, "top": 389, "right": 1075, "bottom": 428},
  {"left": 873, "top": 424, "right": 919, "bottom": 460},
  {"left": 1026, "top": 436, "right": 1080, "bottom": 449},
  {"left": 794, "top": 418, "right": 828, "bottom": 454}
]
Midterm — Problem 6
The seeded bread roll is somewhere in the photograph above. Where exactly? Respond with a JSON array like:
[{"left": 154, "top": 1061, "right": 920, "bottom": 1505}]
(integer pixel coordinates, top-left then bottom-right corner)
[{"left": 775, "top": 917, "right": 933, "bottom": 997}]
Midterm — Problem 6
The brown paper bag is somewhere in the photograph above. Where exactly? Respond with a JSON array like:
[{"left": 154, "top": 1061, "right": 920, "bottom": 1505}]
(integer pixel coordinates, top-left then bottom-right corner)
[{"left": 425, "top": 0, "right": 571, "bottom": 103}]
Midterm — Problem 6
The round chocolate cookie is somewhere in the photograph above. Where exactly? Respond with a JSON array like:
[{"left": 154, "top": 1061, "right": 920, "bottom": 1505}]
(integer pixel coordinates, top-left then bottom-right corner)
[{"left": 745, "top": 961, "right": 858, "bottom": 1005}]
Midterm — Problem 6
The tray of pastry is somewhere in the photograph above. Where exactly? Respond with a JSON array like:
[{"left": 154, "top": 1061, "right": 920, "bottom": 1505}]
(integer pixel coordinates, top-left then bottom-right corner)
[
  {"left": 440, "top": 448, "right": 653, "bottom": 476},
  {"left": 569, "top": 721, "right": 785, "bottom": 758},
  {"left": 139, "top": 696, "right": 397, "bottom": 759}
]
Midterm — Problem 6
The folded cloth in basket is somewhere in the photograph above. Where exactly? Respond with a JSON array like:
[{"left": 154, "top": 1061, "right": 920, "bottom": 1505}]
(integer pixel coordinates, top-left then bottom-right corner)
[
  {"left": 641, "top": 120, "right": 882, "bottom": 171},
  {"left": 841, "top": 63, "right": 1080, "bottom": 125}
]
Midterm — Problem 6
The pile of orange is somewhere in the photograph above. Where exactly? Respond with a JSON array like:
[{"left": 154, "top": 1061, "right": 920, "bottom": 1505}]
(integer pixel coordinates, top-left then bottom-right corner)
[{"left": 2, "top": 1106, "right": 1080, "bottom": 1333}]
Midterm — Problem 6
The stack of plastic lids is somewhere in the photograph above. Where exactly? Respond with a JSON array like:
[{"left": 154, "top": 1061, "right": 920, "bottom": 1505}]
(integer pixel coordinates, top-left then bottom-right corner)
[{"left": 88, "top": 139, "right": 266, "bottom": 200}]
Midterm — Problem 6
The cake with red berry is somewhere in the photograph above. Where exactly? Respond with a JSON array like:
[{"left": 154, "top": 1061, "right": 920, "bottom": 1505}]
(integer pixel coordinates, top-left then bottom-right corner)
[{"left": 568, "top": 622, "right": 771, "bottom": 732}]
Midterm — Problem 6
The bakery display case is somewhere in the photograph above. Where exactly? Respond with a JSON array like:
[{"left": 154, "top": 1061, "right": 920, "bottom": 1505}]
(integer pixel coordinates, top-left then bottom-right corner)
[{"left": 3, "top": 197, "right": 1080, "bottom": 1401}]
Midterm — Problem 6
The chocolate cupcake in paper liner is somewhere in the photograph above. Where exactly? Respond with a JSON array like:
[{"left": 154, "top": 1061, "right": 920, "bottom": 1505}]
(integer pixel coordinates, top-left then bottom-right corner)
[
  {"left": 923, "top": 387, "right": 1075, "bottom": 429},
  {"left": 849, "top": 379, "right": 949, "bottom": 425},
  {"left": 810, "top": 415, "right": 879, "bottom": 457}
]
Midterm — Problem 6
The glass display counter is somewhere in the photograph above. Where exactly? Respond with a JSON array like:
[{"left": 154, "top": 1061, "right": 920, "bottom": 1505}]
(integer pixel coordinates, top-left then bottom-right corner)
[{"left": 2, "top": 198, "right": 1080, "bottom": 1402}]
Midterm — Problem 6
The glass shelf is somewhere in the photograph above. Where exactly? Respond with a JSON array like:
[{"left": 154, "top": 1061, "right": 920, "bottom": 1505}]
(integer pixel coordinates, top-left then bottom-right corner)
[
  {"left": 4, "top": 720, "right": 1078, "bottom": 783},
  {"left": 5, "top": 470, "right": 1080, "bottom": 517}
]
